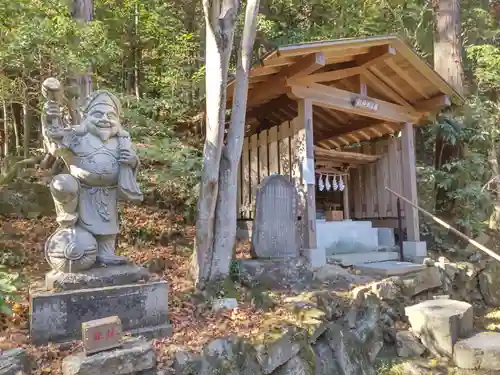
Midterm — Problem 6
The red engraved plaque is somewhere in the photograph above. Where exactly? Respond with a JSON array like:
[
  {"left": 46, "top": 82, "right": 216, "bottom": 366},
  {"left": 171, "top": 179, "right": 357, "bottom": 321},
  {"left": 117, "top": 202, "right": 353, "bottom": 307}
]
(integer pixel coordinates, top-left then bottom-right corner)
[{"left": 82, "top": 316, "right": 123, "bottom": 355}]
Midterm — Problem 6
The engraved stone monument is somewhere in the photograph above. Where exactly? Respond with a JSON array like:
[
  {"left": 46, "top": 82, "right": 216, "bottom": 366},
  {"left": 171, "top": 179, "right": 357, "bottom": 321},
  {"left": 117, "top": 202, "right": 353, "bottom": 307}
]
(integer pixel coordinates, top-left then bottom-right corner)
[
  {"left": 251, "top": 174, "right": 299, "bottom": 258},
  {"left": 29, "top": 78, "right": 170, "bottom": 344}
]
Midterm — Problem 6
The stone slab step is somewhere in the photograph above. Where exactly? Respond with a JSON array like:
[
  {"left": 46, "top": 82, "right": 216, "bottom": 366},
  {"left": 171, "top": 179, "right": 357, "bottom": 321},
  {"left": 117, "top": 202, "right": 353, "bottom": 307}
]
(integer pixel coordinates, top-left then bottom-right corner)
[
  {"left": 454, "top": 331, "right": 500, "bottom": 370},
  {"left": 353, "top": 261, "right": 425, "bottom": 277},
  {"left": 327, "top": 251, "right": 400, "bottom": 267}
]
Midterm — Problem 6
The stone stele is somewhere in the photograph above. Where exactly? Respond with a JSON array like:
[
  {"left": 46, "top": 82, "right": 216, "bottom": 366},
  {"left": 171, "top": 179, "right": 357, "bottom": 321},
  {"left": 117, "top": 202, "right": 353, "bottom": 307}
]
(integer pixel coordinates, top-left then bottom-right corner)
[{"left": 251, "top": 174, "right": 299, "bottom": 259}]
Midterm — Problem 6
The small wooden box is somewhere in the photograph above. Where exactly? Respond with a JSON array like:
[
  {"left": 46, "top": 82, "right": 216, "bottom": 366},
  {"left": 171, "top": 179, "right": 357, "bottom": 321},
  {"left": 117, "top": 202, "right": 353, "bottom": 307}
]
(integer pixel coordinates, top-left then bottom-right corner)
[
  {"left": 326, "top": 210, "right": 344, "bottom": 221},
  {"left": 82, "top": 316, "right": 123, "bottom": 355}
]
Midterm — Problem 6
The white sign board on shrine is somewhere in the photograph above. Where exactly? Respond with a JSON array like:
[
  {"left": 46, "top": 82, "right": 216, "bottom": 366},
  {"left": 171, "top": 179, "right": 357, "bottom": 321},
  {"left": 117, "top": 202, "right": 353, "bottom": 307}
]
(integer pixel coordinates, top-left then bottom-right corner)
[{"left": 251, "top": 174, "right": 299, "bottom": 259}]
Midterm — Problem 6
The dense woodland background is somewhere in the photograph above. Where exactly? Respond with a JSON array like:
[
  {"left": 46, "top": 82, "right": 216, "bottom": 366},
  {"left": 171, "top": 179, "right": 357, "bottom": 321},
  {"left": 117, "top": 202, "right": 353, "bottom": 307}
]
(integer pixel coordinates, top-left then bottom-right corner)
[{"left": 0, "top": 0, "right": 499, "bottom": 278}]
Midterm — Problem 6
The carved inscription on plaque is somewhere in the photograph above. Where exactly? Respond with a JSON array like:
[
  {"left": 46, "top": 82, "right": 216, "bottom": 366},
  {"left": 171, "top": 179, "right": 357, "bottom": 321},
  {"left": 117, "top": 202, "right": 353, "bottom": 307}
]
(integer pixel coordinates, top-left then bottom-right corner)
[
  {"left": 82, "top": 316, "right": 123, "bottom": 355},
  {"left": 251, "top": 175, "right": 299, "bottom": 258}
]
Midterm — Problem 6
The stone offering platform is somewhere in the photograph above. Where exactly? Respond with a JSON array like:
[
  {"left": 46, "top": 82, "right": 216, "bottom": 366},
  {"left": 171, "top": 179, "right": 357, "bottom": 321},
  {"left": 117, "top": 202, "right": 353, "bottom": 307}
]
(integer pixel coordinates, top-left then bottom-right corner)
[
  {"left": 30, "top": 265, "right": 171, "bottom": 345},
  {"left": 353, "top": 261, "right": 426, "bottom": 277}
]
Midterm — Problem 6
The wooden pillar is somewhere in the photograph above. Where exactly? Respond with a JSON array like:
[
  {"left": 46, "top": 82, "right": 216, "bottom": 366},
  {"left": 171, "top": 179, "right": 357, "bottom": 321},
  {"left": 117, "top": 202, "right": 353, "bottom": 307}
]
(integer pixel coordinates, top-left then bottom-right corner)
[
  {"left": 401, "top": 122, "right": 420, "bottom": 241},
  {"left": 343, "top": 176, "right": 350, "bottom": 220},
  {"left": 293, "top": 99, "right": 317, "bottom": 249}
]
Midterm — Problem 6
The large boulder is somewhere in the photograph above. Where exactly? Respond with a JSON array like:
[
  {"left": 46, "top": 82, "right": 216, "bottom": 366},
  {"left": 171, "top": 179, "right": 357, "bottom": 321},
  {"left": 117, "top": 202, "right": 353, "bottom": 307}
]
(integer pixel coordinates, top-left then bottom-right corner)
[
  {"left": 271, "top": 350, "right": 315, "bottom": 375},
  {"left": 324, "top": 323, "right": 376, "bottom": 375},
  {"left": 345, "top": 294, "right": 383, "bottom": 362},
  {"left": 395, "top": 331, "right": 426, "bottom": 358},
  {"left": 199, "top": 337, "right": 262, "bottom": 375},
  {"left": 479, "top": 261, "right": 500, "bottom": 306},
  {"left": 251, "top": 326, "right": 304, "bottom": 374},
  {"left": 0, "top": 348, "right": 31, "bottom": 375},
  {"left": 311, "top": 338, "right": 341, "bottom": 375}
]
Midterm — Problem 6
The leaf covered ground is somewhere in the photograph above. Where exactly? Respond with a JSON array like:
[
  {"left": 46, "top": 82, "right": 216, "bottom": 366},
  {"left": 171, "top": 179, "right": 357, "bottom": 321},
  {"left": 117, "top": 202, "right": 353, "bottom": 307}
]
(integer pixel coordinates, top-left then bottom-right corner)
[{"left": 0, "top": 204, "right": 350, "bottom": 374}]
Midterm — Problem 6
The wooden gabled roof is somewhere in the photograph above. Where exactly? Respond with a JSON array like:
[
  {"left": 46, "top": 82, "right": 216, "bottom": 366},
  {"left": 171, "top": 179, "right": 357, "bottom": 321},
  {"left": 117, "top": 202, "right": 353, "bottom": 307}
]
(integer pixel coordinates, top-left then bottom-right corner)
[{"left": 229, "top": 35, "right": 464, "bottom": 149}]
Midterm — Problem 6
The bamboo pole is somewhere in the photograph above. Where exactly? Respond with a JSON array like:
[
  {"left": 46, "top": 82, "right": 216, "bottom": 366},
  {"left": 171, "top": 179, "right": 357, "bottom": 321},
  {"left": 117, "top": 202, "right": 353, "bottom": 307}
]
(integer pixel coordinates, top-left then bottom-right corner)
[{"left": 385, "top": 186, "right": 500, "bottom": 263}]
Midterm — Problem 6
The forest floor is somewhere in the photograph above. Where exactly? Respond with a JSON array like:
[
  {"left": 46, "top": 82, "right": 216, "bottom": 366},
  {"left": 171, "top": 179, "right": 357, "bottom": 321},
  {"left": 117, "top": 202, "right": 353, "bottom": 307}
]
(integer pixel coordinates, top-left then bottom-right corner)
[
  {"left": 1, "top": 204, "right": 500, "bottom": 375},
  {"left": 0, "top": 204, "right": 353, "bottom": 374}
]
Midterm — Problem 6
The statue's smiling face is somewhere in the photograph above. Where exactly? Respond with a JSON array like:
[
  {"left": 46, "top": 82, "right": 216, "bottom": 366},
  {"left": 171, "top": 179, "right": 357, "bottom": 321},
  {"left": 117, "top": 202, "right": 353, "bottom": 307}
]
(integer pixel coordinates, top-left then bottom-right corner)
[{"left": 86, "top": 104, "right": 120, "bottom": 141}]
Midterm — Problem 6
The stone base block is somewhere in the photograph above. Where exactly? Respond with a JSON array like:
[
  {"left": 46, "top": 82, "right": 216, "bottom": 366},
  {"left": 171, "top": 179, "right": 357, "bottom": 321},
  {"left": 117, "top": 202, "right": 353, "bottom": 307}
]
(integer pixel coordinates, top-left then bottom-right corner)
[
  {"left": 30, "top": 280, "right": 169, "bottom": 344},
  {"left": 377, "top": 228, "right": 395, "bottom": 247},
  {"left": 454, "top": 332, "right": 500, "bottom": 370},
  {"left": 62, "top": 338, "right": 155, "bottom": 375},
  {"left": 236, "top": 258, "right": 313, "bottom": 290},
  {"left": 46, "top": 264, "right": 150, "bottom": 291},
  {"left": 403, "top": 241, "right": 427, "bottom": 260},
  {"left": 302, "top": 248, "right": 326, "bottom": 269},
  {"left": 405, "top": 299, "right": 473, "bottom": 358}
]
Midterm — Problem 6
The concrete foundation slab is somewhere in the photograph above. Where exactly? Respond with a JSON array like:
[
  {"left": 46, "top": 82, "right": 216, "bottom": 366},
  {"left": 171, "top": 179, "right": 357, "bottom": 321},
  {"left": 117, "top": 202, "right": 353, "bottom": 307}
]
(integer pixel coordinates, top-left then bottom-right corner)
[
  {"left": 353, "top": 261, "right": 425, "bottom": 277},
  {"left": 403, "top": 241, "right": 427, "bottom": 259},
  {"left": 328, "top": 251, "right": 400, "bottom": 267},
  {"left": 405, "top": 299, "right": 473, "bottom": 358},
  {"left": 316, "top": 220, "right": 379, "bottom": 256},
  {"left": 30, "top": 280, "right": 169, "bottom": 344}
]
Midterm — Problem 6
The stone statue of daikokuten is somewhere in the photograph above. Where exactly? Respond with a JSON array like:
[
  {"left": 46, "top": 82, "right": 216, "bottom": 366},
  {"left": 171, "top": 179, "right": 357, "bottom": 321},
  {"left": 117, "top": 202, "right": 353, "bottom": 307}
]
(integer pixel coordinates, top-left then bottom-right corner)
[{"left": 41, "top": 77, "right": 143, "bottom": 274}]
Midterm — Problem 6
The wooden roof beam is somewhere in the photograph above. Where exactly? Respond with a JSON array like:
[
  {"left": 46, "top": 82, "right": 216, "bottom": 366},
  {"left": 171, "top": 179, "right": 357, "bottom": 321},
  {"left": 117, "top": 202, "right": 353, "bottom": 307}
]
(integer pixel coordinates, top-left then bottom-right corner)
[
  {"left": 361, "top": 70, "right": 414, "bottom": 109},
  {"left": 413, "top": 95, "right": 451, "bottom": 112},
  {"left": 356, "top": 45, "right": 397, "bottom": 68},
  {"left": 290, "top": 83, "right": 420, "bottom": 124},
  {"left": 385, "top": 58, "right": 430, "bottom": 99},
  {"left": 246, "top": 52, "right": 326, "bottom": 106},
  {"left": 290, "top": 66, "right": 361, "bottom": 84}
]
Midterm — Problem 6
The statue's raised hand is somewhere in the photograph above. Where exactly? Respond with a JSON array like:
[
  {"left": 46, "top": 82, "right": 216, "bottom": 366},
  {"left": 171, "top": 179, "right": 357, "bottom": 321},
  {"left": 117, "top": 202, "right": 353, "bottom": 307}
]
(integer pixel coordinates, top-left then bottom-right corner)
[
  {"left": 44, "top": 102, "right": 61, "bottom": 119},
  {"left": 119, "top": 148, "right": 137, "bottom": 167}
]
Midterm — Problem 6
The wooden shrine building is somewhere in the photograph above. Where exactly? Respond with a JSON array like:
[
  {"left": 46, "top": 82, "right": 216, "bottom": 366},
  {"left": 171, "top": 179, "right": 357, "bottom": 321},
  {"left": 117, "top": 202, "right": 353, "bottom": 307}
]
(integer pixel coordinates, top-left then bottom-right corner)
[{"left": 232, "top": 35, "right": 464, "bottom": 251}]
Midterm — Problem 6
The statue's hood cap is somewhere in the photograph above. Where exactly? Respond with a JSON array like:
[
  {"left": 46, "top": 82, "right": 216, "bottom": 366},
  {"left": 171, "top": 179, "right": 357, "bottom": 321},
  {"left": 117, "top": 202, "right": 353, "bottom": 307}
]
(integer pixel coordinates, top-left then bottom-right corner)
[{"left": 83, "top": 90, "right": 121, "bottom": 114}]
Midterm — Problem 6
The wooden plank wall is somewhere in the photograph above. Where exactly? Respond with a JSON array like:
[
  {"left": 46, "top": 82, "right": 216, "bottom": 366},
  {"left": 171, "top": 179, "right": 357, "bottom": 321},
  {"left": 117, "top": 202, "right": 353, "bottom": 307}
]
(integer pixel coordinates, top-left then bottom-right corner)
[
  {"left": 349, "top": 136, "right": 406, "bottom": 220},
  {"left": 238, "top": 128, "right": 408, "bottom": 222},
  {"left": 238, "top": 120, "right": 297, "bottom": 219}
]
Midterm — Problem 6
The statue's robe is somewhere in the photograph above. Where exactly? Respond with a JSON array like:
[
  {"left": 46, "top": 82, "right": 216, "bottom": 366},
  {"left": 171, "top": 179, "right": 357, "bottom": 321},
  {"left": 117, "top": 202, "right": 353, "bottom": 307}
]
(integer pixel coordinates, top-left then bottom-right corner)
[{"left": 58, "top": 129, "right": 142, "bottom": 236}]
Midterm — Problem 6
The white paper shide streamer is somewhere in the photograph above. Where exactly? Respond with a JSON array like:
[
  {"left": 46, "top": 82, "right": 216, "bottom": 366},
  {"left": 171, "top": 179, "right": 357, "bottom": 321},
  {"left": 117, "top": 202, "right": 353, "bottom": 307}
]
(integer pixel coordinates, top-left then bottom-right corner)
[
  {"left": 325, "top": 175, "right": 331, "bottom": 191},
  {"left": 338, "top": 175, "right": 345, "bottom": 191},
  {"left": 318, "top": 174, "right": 324, "bottom": 191}
]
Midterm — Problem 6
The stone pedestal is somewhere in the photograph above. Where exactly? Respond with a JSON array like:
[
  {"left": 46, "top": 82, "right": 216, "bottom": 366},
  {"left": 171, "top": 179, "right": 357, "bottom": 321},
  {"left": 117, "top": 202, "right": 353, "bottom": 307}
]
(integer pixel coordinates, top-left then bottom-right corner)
[{"left": 30, "top": 265, "right": 171, "bottom": 345}]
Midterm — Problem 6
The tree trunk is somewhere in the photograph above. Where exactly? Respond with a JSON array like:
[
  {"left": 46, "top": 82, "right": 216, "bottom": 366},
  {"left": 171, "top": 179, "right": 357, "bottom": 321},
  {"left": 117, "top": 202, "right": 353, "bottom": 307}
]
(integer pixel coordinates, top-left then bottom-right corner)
[
  {"left": 433, "top": 0, "right": 465, "bottom": 218},
  {"left": 191, "top": 0, "right": 239, "bottom": 287},
  {"left": 71, "top": 0, "right": 93, "bottom": 102},
  {"left": 2, "top": 100, "right": 9, "bottom": 157},
  {"left": 22, "top": 102, "right": 29, "bottom": 158},
  {"left": 11, "top": 104, "right": 20, "bottom": 156},
  {"left": 134, "top": 1, "right": 140, "bottom": 100},
  {"left": 487, "top": 143, "right": 500, "bottom": 230},
  {"left": 211, "top": 0, "right": 261, "bottom": 280}
]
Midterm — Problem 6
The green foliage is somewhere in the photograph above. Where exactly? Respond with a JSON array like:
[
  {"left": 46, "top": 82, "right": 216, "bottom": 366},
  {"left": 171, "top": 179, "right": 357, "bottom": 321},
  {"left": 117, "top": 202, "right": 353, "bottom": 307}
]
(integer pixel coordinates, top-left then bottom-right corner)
[{"left": 0, "top": 265, "right": 18, "bottom": 316}]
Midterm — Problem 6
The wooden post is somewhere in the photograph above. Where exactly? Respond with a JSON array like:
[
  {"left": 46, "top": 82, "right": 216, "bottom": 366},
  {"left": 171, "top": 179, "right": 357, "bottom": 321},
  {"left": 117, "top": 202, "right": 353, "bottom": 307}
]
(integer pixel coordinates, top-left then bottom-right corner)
[
  {"left": 401, "top": 122, "right": 420, "bottom": 241},
  {"left": 343, "top": 176, "right": 350, "bottom": 219},
  {"left": 296, "top": 99, "right": 317, "bottom": 249}
]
